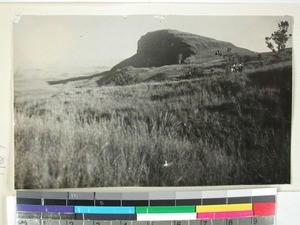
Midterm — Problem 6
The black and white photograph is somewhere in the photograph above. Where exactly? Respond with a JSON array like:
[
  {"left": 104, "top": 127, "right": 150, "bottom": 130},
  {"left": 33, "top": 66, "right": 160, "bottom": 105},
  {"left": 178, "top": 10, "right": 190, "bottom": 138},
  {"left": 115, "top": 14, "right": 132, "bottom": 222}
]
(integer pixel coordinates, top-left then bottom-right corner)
[{"left": 14, "top": 15, "right": 293, "bottom": 189}]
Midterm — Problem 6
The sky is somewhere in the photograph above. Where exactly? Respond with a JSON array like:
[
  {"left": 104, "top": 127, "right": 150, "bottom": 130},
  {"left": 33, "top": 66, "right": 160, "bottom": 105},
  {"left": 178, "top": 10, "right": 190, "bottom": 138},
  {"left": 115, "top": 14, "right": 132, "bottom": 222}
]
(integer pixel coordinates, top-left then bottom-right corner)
[{"left": 14, "top": 15, "right": 293, "bottom": 71}]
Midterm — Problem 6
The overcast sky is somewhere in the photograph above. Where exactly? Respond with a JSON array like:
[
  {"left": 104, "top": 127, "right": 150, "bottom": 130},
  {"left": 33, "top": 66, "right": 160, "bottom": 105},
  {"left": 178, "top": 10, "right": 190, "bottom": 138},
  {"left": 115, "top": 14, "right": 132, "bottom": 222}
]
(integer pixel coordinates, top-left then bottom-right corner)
[{"left": 14, "top": 15, "right": 293, "bottom": 70}]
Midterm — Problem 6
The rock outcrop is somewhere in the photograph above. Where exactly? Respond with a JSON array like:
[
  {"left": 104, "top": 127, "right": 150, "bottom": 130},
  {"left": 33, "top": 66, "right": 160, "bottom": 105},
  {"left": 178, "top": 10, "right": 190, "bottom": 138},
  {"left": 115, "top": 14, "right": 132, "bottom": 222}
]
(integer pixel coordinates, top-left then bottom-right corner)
[{"left": 111, "top": 29, "right": 255, "bottom": 71}]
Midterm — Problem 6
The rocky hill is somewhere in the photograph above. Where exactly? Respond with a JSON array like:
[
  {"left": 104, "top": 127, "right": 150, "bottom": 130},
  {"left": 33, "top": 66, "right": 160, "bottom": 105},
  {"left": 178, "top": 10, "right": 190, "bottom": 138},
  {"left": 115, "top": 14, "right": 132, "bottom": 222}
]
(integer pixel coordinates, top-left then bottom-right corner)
[
  {"left": 46, "top": 30, "right": 293, "bottom": 88},
  {"left": 111, "top": 29, "right": 256, "bottom": 71}
]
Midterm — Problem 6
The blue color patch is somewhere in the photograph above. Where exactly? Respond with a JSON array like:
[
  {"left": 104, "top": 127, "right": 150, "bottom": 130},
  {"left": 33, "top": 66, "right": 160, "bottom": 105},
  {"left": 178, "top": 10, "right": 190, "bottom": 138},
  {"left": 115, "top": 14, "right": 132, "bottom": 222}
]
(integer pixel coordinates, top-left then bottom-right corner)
[{"left": 74, "top": 206, "right": 135, "bottom": 214}]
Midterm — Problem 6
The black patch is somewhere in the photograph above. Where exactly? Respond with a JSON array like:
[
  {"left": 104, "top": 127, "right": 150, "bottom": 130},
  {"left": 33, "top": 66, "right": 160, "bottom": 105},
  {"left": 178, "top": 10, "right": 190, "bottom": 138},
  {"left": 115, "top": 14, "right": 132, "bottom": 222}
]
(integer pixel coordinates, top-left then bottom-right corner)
[
  {"left": 176, "top": 199, "right": 202, "bottom": 206},
  {"left": 67, "top": 200, "right": 94, "bottom": 206},
  {"left": 150, "top": 200, "right": 176, "bottom": 206},
  {"left": 227, "top": 197, "right": 251, "bottom": 204},
  {"left": 95, "top": 200, "right": 121, "bottom": 206},
  {"left": 202, "top": 198, "right": 226, "bottom": 205},
  {"left": 252, "top": 196, "right": 276, "bottom": 203},
  {"left": 122, "top": 200, "right": 149, "bottom": 206},
  {"left": 44, "top": 199, "right": 67, "bottom": 205},
  {"left": 17, "top": 198, "right": 41, "bottom": 205}
]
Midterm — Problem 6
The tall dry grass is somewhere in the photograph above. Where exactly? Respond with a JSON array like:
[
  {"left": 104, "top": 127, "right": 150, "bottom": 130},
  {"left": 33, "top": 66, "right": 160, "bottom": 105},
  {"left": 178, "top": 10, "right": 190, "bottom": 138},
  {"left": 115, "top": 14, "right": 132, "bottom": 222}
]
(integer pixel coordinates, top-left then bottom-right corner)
[{"left": 14, "top": 63, "right": 291, "bottom": 188}]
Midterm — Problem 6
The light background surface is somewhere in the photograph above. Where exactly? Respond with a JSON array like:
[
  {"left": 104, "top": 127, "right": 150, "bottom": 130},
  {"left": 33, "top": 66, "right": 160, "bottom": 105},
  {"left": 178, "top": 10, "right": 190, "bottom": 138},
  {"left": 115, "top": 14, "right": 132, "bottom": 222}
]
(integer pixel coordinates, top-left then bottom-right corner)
[{"left": 0, "top": 3, "right": 300, "bottom": 225}]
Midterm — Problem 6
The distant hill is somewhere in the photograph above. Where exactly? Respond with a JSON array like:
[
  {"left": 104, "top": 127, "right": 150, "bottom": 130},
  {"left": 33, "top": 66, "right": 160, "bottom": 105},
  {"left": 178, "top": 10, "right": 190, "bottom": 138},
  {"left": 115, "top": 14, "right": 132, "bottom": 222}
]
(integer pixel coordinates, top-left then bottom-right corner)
[
  {"left": 15, "top": 63, "right": 110, "bottom": 81},
  {"left": 111, "top": 29, "right": 256, "bottom": 71},
  {"left": 45, "top": 30, "right": 292, "bottom": 88}
]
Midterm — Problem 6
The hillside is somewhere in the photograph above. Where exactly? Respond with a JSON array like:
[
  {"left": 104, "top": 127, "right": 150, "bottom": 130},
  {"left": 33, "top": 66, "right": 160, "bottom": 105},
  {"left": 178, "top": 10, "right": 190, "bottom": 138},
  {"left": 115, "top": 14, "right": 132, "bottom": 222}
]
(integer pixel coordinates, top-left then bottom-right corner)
[
  {"left": 14, "top": 28, "right": 292, "bottom": 188},
  {"left": 90, "top": 49, "right": 292, "bottom": 87},
  {"left": 45, "top": 30, "right": 292, "bottom": 88},
  {"left": 15, "top": 61, "right": 292, "bottom": 188},
  {"left": 111, "top": 29, "right": 256, "bottom": 71}
]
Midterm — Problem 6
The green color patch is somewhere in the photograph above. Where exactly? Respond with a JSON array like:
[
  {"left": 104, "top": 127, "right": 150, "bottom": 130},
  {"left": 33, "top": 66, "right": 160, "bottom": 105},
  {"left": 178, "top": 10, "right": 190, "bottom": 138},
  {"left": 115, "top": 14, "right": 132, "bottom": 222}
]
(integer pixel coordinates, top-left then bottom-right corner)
[{"left": 136, "top": 206, "right": 195, "bottom": 214}]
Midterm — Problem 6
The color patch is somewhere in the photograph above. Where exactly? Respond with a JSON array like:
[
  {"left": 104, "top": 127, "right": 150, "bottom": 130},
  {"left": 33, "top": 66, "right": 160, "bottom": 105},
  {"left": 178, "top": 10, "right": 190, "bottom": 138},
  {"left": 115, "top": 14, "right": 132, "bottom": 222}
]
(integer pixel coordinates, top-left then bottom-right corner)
[
  {"left": 44, "top": 199, "right": 67, "bottom": 205},
  {"left": 197, "top": 210, "right": 253, "bottom": 219},
  {"left": 227, "top": 197, "right": 251, "bottom": 204},
  {"left": 16, "top": 219, "right": 40, "bottom": 225},
  {"left": 66, "top": 220, "right": 93, "bottom": 225},
  {"left": 74, "top": 206, "right": 135, "bottom": 214},
  {"left": 136, "top": 213, "right": 197, "bottom": 221},
  {"left": 253, "top": 202, "right": 276, "bottom": 216},
  {"left": 252, "top": 189, "right": 276, "bottom": 197},
  {"left": 75, "top": 213, "right": 137, "bottom": 220},
  {"left": 196, "top": 204, "right": 252, "bottom": 213},
  {"left": 150, "top": 200, "right": 176, "bottom": 206},
  {"left": 17, "top": 198, "right": 42, "bottom": 205},
  {"left": 123, "top": 200, "right": 149, "bottom": 206},
  {"left": 68, "top": 192, "right": 94, "bottom": 200},
  {"left": 136, "top": 206, "right": 195, "bottom": 214},
  {"left": 122, "top": 192, "right": 149, "bottom": 200},
  {"left": 17, "top": 204, "right": 74, "bottom": 213},
  {"left": 202, "top": 198, "right": 226, "bottom": 205},
  {"left": 95, "top": 200, "right": 121, "bottom": 206},
  {"left": 149, "top": 192, "right": 175, "bottom": 200},
  {"left": 252, "top": 196, "right": 276, "bottom": 203},
  {"left": 67, "top": 199, "right": 95, "bottom": 206},
  {"left": 175, "top": 191, "right": 202, "bottom": 200},
  {"left": 17, "top": 191, "right": 43, "bottom": 199},
  {"left": 42, "top": 220, "right": 68, "bottom": 225},
  {"left": 202, "top": 190, "right": 227, "bottom": 199},
  {"left": 176, "top": 199, "right": 202, "bottom": 206},
  {"left": 252, "top": 216, "right": 275, "bottom": 225},
  {"left": 42, "top": 192, "right": 68, "bottom": 199},
  {"left": 95, "top": 192, "right": 122, "bottom": 200}
]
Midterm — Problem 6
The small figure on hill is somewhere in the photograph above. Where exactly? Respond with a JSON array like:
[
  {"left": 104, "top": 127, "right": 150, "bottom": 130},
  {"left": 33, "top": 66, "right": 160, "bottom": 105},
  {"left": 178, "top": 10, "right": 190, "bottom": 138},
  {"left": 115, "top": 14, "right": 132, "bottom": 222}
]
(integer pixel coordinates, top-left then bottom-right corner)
[
  {"left": 224, "top": 47, "right": 234, "bottom": 63},
  {"left": 178, "top": 53, "right": 183, "bottom": 64},
  {"left": 257, "top": 53, "right": 262, "bottom": 61},
  {"left": 215, "top": 50, "right": 222, "bottom": 56},
  {"left": 257, "top": 53, "right": 264, "bottom": 67}
]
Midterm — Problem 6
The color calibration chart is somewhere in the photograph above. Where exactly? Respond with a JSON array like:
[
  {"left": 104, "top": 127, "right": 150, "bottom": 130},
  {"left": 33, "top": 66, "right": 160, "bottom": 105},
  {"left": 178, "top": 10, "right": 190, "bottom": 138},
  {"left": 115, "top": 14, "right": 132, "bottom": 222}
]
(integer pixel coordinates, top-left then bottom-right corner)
[{"left": 16, "top": 188, "right": 276, "bottom": 225}]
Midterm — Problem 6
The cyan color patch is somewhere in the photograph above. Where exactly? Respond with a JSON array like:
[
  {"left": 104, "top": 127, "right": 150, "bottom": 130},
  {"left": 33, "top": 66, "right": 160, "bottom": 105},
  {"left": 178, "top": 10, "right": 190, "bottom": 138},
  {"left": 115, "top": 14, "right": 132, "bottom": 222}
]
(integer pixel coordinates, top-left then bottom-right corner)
[{"left": 74, "top": 206, "right": 135, "bottom": 214}]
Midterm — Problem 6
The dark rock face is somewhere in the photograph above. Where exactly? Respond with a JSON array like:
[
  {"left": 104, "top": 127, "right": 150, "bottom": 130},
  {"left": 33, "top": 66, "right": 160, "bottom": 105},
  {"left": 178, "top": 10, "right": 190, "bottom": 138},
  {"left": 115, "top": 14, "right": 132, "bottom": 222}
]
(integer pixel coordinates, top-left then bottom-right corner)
[
  {"left": 111, "top": 30, "right": 194, "bottom": 71},
  {"left": 136, "top": 30, "right": 194, "bottom": 66},
  {"left": 111, "top": 29, "right": 255, "bottom": 71}
]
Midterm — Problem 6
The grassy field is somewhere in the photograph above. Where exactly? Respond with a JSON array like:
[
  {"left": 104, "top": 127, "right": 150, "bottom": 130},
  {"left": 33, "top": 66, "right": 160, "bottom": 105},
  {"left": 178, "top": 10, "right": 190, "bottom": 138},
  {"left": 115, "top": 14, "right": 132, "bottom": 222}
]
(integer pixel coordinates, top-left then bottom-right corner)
[{"left": 14, "top": 62, "right": 292, "bottom": 189}]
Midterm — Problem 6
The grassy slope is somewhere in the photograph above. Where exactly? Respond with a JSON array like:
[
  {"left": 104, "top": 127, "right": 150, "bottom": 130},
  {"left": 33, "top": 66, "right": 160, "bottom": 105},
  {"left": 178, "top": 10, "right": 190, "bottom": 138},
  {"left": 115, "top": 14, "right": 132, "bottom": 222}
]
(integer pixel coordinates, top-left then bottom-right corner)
[
  {"left": 50, "top": 48, "right": 292, "bottom": 88},
  {"left": 14, "top": 62, "right": 291, "bottom": 188},
  {"left": 46, "top": 48, "right": 292, "bottom": 88}
]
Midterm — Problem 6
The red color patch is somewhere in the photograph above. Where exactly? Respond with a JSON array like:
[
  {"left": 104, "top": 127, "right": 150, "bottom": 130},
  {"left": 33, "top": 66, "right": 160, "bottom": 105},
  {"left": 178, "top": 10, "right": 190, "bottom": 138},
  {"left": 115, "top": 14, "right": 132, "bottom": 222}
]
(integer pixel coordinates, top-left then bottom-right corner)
[{"left": 253, "top": 202, "right": 276, "bottom": 216}]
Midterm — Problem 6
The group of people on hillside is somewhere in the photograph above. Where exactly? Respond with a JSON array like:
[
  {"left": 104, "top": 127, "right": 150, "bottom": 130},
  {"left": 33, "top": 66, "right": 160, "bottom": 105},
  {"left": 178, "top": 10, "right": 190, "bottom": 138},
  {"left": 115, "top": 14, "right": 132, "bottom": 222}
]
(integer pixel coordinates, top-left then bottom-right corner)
[{"left": 230, "top": 63, "right": 244, "bottom": 72}]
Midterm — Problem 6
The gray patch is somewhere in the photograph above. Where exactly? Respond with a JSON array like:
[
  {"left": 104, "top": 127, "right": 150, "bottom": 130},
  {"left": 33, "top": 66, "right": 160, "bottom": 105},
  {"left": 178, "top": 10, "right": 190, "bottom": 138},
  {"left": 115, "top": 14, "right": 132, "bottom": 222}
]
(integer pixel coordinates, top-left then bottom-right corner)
[
  {"left": 17, "top": 219, "right": 40, "bottom": 225},
  {"left": 251, "top": 217, "right": 274, "bottom": 225},
  {"left": 237, "top": 218, "right": 252, "bottom": 225}
]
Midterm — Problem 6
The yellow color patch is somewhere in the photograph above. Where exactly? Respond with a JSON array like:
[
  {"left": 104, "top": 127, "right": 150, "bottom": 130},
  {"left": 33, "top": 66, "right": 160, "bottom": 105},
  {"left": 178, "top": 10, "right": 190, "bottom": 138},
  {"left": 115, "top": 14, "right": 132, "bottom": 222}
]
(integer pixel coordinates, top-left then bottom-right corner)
[{"left": 196, "top": 203, "right": 252, "bottom": 212}]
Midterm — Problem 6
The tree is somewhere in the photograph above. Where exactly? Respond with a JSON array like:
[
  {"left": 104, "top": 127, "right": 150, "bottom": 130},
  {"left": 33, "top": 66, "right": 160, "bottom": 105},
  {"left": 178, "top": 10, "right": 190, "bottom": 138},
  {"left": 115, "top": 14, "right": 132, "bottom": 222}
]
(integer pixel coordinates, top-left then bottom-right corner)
[{"left": 265, "top": 20, "right": 292, "bottom": 55}]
